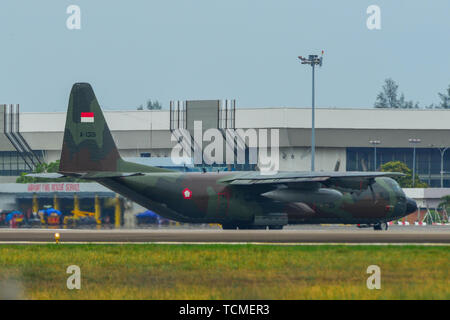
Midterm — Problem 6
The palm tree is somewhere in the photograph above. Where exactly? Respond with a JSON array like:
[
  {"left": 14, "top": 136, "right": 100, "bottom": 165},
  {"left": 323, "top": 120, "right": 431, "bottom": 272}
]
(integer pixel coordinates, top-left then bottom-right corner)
[{"left": 437, "top": 195, "right": 450, "bottom": 222}]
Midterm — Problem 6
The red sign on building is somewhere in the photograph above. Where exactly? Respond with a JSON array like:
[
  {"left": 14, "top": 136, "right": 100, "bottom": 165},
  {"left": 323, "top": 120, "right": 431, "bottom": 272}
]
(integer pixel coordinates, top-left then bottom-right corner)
[{"left": 27, "top": 183, "right": 80, "bottom": 192}]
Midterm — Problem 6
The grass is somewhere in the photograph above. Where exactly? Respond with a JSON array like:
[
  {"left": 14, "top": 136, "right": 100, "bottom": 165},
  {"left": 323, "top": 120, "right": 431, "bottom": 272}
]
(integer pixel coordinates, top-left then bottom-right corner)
[{"left": 0, "top": 244, "right": 448, "bottom": 300}]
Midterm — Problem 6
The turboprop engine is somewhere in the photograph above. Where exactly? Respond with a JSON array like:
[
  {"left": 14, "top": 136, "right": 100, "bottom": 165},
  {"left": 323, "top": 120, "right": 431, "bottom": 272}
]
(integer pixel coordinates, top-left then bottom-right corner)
[{"left": 262, "top": 188, "right": 343, "bottom": 204}]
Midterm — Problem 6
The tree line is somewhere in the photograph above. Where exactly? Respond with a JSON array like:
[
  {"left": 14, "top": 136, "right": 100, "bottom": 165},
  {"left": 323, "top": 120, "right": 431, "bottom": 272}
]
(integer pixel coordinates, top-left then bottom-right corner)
[
  {"left": 374, "top": 78, "right": 450, "bottom": 109},
  {"left": 137, "top": 100, "right": 163, "bottom": 110}
]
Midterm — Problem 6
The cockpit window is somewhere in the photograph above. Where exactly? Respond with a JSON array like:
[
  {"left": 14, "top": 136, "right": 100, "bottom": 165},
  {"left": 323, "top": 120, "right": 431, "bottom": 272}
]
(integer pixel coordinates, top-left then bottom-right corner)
[{"left": 384, "top": 178, "right": 403, "bottom": 192}]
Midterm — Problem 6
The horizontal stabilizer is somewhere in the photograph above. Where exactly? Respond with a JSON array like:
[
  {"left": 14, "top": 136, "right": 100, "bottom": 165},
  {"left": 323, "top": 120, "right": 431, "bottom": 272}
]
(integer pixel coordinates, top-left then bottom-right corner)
[
  {"left": 79, "top": 172, "right": 144, "bottom": 179},
  {"left": 26, "top": 171, "right": 144, "bottom": 180},
  {"left": 26, "top": 173, "right": 67, "bottom": 179}
]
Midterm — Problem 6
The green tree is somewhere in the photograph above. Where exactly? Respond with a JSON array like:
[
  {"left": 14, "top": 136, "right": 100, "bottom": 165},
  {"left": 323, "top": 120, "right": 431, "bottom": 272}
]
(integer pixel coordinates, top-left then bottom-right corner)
[
  {"left": 437, "top": 85, "right": 450, "bottom": 108},
  {"left": 430, "top": 85, "right": 450, "bottom": 109},
  {"left": 146, "top": 99, "right": 162, "bottom": 110},
  {"left": 380, "top": 161, "right": 428, "bottom": 188},
  {"left": 437, "top": 195, "right": 450, "bottom": 223},
  {"left": 438, "top": 195, "right": 450, "bottom": 208},
  {"left": 137, "top": 100, "right": 163, "bottom": 110},
  {"left": 374, "top": 78, "right": 419, "bottom": 109}
]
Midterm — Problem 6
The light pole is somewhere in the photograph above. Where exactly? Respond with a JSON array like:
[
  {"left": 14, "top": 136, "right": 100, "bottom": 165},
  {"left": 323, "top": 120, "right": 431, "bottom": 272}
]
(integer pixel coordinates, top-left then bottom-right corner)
[
  {"left": 369, "top": 140, "right": 381, "bottom": 171},
  {"left": 438, "top": 147, "right": 449, "bottom": 188},
  {"left": 409, "top": 138, "right": 421, "bottom": 187},
  {"left": 298, "top": 51, "right": 323, "bottom": 171}
]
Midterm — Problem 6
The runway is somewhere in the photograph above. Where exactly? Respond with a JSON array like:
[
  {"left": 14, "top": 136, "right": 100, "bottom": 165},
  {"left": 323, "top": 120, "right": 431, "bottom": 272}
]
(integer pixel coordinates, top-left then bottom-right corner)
[{"left": 0, "top": 226, "right": 449, "bottom": 244}]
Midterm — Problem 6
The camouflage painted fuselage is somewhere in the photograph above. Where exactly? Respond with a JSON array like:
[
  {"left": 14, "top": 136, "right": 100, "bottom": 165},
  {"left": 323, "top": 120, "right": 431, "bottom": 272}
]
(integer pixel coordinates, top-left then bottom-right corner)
[{"left": 96, "top": 172, "right": 409, "bottom": 226}]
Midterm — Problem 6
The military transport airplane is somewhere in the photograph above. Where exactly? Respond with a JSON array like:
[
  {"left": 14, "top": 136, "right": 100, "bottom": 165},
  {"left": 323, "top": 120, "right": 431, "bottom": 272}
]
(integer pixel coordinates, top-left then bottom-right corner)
[{"left": 32, "top": 83, "right": 418, "bottom": 230}]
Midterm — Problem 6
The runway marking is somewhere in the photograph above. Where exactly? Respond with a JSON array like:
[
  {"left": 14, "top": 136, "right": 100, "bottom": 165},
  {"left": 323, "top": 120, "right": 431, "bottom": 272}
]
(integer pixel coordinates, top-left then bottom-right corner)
[
  {"left": 0, "top": 241, "right": 448, "bottom": 246},
  {"left": 1, "top": 228, "right": 448, "bottom": 244}
]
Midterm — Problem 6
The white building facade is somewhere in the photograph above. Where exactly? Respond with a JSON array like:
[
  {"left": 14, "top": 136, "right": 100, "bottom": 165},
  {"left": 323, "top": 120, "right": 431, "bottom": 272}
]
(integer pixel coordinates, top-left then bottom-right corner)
[{"left": 1, "top": 106, "right": 450, "bottom": 187}]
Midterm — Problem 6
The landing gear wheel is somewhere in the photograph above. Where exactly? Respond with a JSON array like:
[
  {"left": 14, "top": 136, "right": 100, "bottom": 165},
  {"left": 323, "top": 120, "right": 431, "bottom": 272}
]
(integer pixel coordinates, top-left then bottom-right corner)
[
  {"left": 373, "top": 222, "right": 388, "bottom": 231},
  {"left": 221, "top": 224, "right": 237, "bottom": 230},
  {"left": 268, "top": 225, "right": 283, "bottom": 230},
  {"left": 236, "top": 225, "right": 253, "bottom": 230}
]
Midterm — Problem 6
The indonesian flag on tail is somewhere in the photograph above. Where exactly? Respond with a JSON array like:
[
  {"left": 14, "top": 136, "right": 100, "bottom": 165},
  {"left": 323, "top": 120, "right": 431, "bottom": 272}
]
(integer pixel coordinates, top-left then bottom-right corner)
[{"left": 80, "top": 112, "right": 94, "bottom": 123}]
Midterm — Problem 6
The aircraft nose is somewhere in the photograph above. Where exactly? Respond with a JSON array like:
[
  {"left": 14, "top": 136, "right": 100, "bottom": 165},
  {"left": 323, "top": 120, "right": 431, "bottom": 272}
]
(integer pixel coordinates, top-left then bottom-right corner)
[{"left": 406, "top": 197, "right": 418, "bottom": 214}]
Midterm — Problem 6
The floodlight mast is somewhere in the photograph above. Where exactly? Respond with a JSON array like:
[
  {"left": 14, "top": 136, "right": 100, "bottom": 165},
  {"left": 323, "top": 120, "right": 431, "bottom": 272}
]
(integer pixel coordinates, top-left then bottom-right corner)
[
  {"left": 429, "top": 144, "right": 449, "bottom": 188},
  {"left": 439, "top": 147, "right": 449, "bottom": 188},
  {"left": 408, "top": 138, "right": 421, "bottom": 187},
  {"left": 369, "top": 140, "right": 381, "bottom": 171},
  {"left": 298, "top": 51, "right": 323, "bottom": 172}
]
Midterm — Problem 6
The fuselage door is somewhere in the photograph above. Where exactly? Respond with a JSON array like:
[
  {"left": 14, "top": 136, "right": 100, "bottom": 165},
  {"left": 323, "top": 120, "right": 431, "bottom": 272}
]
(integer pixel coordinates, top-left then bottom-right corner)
[{"left": 217, "top": 191, "right": 230, "bottom": 217}]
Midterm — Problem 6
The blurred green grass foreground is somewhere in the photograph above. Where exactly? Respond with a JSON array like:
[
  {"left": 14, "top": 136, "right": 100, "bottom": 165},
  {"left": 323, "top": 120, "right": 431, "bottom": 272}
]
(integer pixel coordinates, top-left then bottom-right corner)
[{"left": 0, "top": 244, "right": 448, "bottom": 300}]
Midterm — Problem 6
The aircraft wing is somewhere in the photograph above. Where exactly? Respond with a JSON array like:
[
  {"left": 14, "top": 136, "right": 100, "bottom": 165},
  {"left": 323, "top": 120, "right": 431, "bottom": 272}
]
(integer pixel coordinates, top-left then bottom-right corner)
[{"left": 221, "top": 171, "right": 404, "bottom": 185}]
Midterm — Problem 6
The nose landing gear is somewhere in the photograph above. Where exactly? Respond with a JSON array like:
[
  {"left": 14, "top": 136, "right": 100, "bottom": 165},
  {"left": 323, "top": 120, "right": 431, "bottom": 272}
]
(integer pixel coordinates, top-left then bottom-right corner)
[{"left": 373, "top": 222, "right": 388, "bottom": 231}]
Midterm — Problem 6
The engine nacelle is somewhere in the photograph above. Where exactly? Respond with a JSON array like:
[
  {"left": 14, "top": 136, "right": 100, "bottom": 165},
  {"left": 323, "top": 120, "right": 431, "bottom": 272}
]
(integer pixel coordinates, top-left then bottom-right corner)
[{"left": 262, "top": 188, "right": 343, "bottom": 204}]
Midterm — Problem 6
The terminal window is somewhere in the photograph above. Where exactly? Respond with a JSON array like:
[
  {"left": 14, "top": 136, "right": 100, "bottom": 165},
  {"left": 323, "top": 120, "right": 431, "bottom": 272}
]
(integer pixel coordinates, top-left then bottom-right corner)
[
  {"left": 0, "top": 150, "right": 44, "bottom": 176},
  {"left": 346, "top": 147, "right": 450, "bottom": 187}
]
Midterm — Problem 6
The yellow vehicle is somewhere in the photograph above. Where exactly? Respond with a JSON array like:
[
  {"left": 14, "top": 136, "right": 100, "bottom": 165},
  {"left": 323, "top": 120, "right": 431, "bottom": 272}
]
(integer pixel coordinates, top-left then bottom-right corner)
[{"left": 64, "top": 209, "right": 101, "bottom": 226}]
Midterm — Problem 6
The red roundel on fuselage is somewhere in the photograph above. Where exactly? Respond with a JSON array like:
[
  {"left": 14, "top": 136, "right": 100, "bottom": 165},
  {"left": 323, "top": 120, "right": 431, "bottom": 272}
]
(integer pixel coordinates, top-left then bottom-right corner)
[{"left": 182, "top": 188, "right": 192, "bottom": 199}]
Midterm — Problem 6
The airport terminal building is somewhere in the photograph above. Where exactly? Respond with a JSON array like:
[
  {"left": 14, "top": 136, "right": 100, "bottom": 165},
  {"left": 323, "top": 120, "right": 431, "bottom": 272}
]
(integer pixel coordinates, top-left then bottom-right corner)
[{"left": 2, "top": 102, "right": 450, "bottom": 188}]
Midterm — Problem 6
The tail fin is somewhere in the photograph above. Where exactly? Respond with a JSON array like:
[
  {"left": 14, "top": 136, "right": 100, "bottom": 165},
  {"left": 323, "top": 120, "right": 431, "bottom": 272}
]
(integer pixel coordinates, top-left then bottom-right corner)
[
  {"left": 59, "top": 83, "right": 120, "bottom": 173},
  {"left": 59, "top": 83, "right": 170, "bottom": 173}
]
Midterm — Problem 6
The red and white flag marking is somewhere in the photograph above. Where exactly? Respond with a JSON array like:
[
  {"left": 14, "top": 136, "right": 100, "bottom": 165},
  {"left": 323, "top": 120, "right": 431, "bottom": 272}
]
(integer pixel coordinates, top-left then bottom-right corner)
[{"left": 80, "top": 112, "right": 94, "bottom": 123}]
